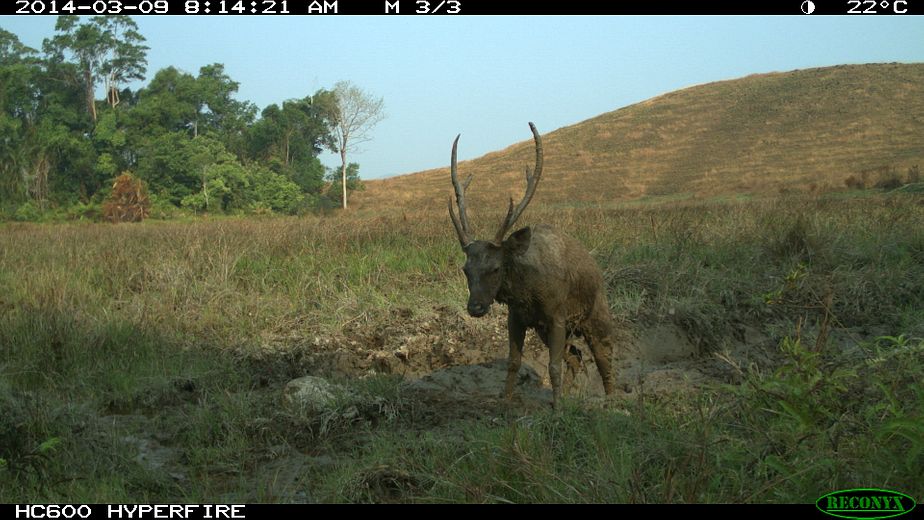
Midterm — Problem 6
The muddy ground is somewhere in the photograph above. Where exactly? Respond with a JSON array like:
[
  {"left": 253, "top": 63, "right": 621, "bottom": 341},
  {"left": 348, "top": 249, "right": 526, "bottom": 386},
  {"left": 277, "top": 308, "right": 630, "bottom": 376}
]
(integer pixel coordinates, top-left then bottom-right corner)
[
  {"left": 114, "top": 304, "right": 782, "bottom": 502},
  {"left": 258, "top": 304, "right": 777, "bottom": 402}
]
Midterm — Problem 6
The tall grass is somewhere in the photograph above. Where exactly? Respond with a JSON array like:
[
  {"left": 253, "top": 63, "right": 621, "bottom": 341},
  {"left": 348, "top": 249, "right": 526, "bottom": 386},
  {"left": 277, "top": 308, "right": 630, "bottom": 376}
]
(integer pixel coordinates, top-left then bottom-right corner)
[{"left": 1, "top": 191, "right": 922, "bottom": 502}]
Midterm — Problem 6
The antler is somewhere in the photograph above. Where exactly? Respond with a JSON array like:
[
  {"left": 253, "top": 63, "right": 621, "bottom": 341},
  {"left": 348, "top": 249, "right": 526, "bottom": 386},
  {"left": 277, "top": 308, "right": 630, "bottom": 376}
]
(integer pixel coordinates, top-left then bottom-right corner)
[
  {"left": 493, "top": 122, "right": 543, "bottom": 244},
  {"left": 448, "top": 134, "right": 474, "bottom": 247}
]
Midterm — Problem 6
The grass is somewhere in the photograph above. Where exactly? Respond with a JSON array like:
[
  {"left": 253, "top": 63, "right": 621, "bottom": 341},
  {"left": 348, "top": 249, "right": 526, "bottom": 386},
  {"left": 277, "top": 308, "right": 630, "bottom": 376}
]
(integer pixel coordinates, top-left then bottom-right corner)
[
  {"left": 317, "top": 334, "right": 924, "bottom": 503},
  {"left": 1, "top": 189, "right": 922, "bottom": 502}
]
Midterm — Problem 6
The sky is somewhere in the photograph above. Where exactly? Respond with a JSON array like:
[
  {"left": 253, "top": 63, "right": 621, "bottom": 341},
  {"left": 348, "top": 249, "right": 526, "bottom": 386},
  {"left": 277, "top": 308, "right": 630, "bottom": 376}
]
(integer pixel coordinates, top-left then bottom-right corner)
[{"left": 2, "top": 15, "right": 923, "bottom": 179}]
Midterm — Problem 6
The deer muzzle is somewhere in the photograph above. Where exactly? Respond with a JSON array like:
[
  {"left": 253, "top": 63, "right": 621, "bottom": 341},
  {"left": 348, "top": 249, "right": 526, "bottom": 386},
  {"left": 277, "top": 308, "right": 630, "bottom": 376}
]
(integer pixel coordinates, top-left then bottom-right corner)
[{"left": 467, "top": 300, "right": 490, "bottom": 317}]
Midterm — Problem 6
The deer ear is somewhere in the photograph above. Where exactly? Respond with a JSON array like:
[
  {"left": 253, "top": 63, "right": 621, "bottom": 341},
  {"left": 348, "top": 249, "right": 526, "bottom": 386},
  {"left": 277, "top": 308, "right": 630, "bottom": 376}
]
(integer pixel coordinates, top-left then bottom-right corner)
[{"left": 503, "top": 227, "right": 531, "bottom": 256}]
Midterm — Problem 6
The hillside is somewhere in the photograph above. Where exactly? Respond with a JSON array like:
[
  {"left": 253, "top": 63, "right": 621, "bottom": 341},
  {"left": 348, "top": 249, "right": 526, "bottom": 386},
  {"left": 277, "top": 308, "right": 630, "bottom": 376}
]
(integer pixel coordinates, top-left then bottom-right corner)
[{"left": 354, "top": 63, "right": 924, "bottom": 213}]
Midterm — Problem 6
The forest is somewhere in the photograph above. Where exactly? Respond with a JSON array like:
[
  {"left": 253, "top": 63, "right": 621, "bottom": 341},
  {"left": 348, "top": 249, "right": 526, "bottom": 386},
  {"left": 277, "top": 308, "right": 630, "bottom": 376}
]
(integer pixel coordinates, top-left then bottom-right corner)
[{"left": 0, "top": 16, "right": 365, "bottom": 221}]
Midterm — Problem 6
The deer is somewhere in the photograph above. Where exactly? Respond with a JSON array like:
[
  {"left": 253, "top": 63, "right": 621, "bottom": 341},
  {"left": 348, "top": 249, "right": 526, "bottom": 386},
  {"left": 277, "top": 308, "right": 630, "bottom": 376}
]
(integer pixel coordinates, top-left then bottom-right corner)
[{"left": 448, "top": 122, "right": 617, "bottom": 410}]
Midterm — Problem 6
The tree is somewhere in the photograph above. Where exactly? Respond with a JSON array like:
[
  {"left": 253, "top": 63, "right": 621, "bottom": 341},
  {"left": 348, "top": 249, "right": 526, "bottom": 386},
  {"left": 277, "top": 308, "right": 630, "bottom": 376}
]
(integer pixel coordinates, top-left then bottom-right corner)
[
  {"left": 43, "top": 16, "right": 148, "bottom": 123},
  {"left": 324, "top": 162, "right": 363, "bottom": 206},
  {"left": 0, "top": 29, "right": 39, "bottom": 202},
  {"left": 97, "top": 17, "right": 148, "bottom": 109},
  {"left": 194, "top": 63, "right": 256, "bottom": 149},
  {"left": 0, "top": 28, "right": 37, "bottom": 63},
  {"left": 246, "top": 91, "right": 334, "bottom": 194},
  {"left": 247, "top": 166, "right": 304, "bottom": 214},
  {"left": 126, "top": 64, "right": 255, "bottom": 147},
  {"left": 328, "top": 81, "right": 384, "bottom": 209},
  {"left": 32, "top": 60, "right": 98, "bottom": 202},
  {"left": 1, "top": 30, "right": 99, "bottom": 206}
]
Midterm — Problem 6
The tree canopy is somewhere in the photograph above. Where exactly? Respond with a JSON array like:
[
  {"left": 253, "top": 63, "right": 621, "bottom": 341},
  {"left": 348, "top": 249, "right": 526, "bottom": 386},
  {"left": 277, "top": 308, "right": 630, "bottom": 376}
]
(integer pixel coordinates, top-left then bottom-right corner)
[{"left": 0, "top": 17, "right": 378, "bottom": 220}]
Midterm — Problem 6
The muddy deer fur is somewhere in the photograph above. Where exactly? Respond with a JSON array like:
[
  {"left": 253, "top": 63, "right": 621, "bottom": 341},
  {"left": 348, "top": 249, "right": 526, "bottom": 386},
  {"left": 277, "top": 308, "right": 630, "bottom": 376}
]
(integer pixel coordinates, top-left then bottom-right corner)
[{"left": 448, "top": 123, "right": 617, "bottom": 409}]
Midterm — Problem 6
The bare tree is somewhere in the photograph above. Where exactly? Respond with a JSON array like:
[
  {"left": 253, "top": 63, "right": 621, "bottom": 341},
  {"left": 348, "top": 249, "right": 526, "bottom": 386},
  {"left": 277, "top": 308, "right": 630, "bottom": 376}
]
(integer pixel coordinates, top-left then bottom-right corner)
[{"left": 329, "top": 81, "right": 385, "bottom": 209}]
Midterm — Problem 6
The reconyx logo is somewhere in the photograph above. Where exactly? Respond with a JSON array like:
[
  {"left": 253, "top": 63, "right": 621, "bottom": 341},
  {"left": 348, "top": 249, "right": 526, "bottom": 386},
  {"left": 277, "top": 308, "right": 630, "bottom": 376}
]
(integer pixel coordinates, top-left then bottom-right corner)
[{"left": 816, "top": 489, "right": 917, "bottom": 520}]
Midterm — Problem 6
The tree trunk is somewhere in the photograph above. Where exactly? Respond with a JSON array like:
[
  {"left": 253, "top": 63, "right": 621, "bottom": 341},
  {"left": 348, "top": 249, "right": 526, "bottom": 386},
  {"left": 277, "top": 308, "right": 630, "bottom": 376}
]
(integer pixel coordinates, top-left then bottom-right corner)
[
  {"left": 106, "top": 73, "right": 120, "bottom": 108},
  {"left": 340, "top": 147, "right": 348, "bottom": 210},
  {"left": 202, "top": 168, "right": 209, "bottom": 211},
  {"left": 84, "top": 67, "right": 97, "bottom": 124}
]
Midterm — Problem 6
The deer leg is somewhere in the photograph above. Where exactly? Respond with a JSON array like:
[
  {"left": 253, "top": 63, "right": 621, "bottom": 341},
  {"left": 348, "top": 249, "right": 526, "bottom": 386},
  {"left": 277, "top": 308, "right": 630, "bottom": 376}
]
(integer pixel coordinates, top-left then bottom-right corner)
[
  {"left": 548, "top": 319, "right": 566, "bottom": 410},
  {"left": 586, "top": 333, "right": 616, "bottom": 395},
  {"left": 587, "top": 304, "right": 617, "bottom": 395},
  {"left": 504, "top": 314, "right": 526, "bottom": 400}
]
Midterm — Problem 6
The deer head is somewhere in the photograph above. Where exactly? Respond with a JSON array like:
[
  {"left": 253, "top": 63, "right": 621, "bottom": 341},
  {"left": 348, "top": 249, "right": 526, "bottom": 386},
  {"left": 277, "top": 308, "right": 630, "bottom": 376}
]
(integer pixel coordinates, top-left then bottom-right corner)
[{"left": 448, "top": 122, "right": 544, "bottom": 317}]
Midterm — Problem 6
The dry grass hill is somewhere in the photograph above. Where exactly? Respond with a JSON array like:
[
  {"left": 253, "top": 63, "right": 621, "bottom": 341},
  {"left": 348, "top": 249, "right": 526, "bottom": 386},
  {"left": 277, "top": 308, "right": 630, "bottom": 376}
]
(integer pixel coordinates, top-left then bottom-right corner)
[{"left": 353, "top": 63, "right": 924, "bottom": 213}]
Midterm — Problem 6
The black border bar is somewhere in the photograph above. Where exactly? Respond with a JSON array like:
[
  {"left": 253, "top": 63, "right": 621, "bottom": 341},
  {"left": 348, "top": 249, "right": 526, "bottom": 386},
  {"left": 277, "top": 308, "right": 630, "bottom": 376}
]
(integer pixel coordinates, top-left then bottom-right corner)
[
  {"left": 4, "top": 0, "right": 921, "bottom": 15},
  {"left": 2, "top": 503, "right": 825, "bottom": 517}
]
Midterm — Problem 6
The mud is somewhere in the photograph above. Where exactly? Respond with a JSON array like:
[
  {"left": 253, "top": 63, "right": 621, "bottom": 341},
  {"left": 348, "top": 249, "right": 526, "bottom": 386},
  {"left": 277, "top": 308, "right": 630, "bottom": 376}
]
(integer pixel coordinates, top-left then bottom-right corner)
[
  {"left": 107, "top": 303, "right": 774, "bottom": 502},
  {"left": 259, "top": 304, "right": 771, "bottom": 407}
]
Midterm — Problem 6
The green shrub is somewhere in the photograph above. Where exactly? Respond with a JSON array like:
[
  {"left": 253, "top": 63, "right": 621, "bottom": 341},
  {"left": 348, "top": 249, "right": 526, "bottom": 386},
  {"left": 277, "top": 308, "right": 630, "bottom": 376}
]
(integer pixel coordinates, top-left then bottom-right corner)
[{"left": 13, "top": 201, "right": 44, "bottom": 222}]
